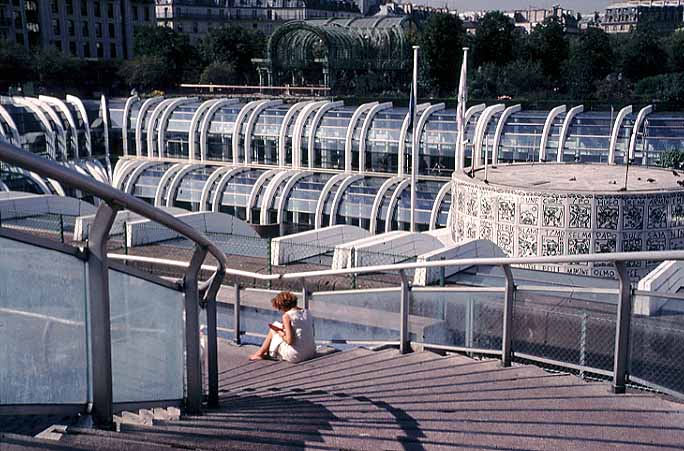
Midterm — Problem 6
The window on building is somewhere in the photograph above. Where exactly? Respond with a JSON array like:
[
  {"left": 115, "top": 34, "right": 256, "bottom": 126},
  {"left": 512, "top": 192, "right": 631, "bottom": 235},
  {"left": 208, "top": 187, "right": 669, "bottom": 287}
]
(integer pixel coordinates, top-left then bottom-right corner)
[
  {"left": 16, "top": 32, "right": 24, "bottom": 45},
  {"left": 96, "top": 41, "right": 103, "bottom": 57},
  {"left": 82, "top": 21, "right": 88, "bottom": 36},
  {"left": 69, "top": 40, "right": 76, "bottom": 55},
  {"left": 192, "top": 21, "right": 198, "bottom": 33},
  {"left": 107, "top": 2, "right": 113, "bottom": 18},
  {"left": 110, "top": 43, "right": 116, "bottom": 58},
  {"left": 82, "top": 42, "right": 89, "bottom": 57},
  {"left": 95, "top": 22, "right": 102, "bottom": 37},
  {"left": 51, "top": 0, "right": 58, "bottom": 13},
  {"left": 55, "top": 39, "right": 62, "bottom": 50},
  {"left": 108, "top": 21, "right": 114, "bottom": 36},
  {"left": 164, "top": 7, "right": 168, "bottom": 17},
  {"left": 80, "top": 0, "right": 87, "bottom": 16},
  {"left": 67, "top": 19, "right": 74, "bottom": 35},
  {"left": 144, "top": 6, "right": 150, "bottom": 20},
  {"left": 94, "top": 1, "right": 101, "bottom": 17},
  {"left": 66, "top": 0, "right": 73, "bottom": 15},
  {"left": 52, "top": 18, "right": 60, "bottom": 35}
]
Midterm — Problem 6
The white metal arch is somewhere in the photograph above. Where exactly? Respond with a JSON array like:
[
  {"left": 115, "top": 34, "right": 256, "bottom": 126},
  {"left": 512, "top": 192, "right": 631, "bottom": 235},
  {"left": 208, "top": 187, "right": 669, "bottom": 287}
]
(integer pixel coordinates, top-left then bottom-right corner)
[
  {"left": 211, "top": 166, "right": 252, "bottom": 213},
  {"left": 123, "top": 160, "right": 164, "bottom": 194},
  {"left": 244, "top": 100, "right": 283, "bottom": 165},
  {"left": 472, "top": 104, "right": 505, "bottom": 168},
  {"left": 279, "top": 101, "right": 312, "bottom": 168},
  {"left": 199, "top": 98, "right": 240, "bottom": 162},
  {"left": 370, "top": 175, "right": 403, "bottom": 234},
  {"left": 329, "top": 174, "right": 364, "bottom": 227},
  {"left": 120, "top": 95, "right": 139, "bottom": 156},
  {"left": 0, "top": 104, "right": 21, "bottom": 146},
  {"left": 13, "top": 97, "right": 58, "bottom": 160},
  {"left": 46, "top": 178, "right": 66, "bottom": 196},
  {"left": 398, "top": 102, "right": 430, "bottom": 176},
  {"left": 158, "top": 97, "right": 196, "bottom": 158},
  {"left": 457, "top": 103, "right": 487, "bottom": 171},
  {"left": 112, "top": 158, "right": 143, "bottom": 190},
  {"left": 165, "top": 163, "right": 204, "bottom": 207},
  {"left": 429, "top": 182, "right": 451, "bottom": 231},
  {"left": 153, "top": 163, "right": 188, "bottom": 206},
  {"left": 232, "top": 100, "right": 269, "bottom": 164},
  {"left": 556, "top": 105, "right": 584, "bottom": 163},
  {"left": 32, "top": 97, "right": 68, "bottom": 160},
  {"left": 246, "top": 168, "right": 281, "bottom": 223},
  {"left": 412, "top": 103, "right": 445, "bottom": 175},
  {"left": 188, "top": 99, "right": 218, "bottom": 161},
  {"left": 344, "top": 102, "right": 377, "bottom": 173},
  {"left": 259, "top": 170, "right": 297, "bottom": 224},
  {"left": 491, "top": 104, "right": 521, "bottom": 164},
  {"left": 39, "top": 95, "right": 79, "bottom": 159},
  {"left": 199, "top": 166, "right": 231, "bottom": 212},
  {"left": 67, "top": 94, "right": 94, "bottom": 157},
  {"left": 83, "top": 160, "right": 109, "bottom": 184},
  {"left": 134, "top": 96, "right": 163, "bottom": 157},
  {"left": 291, "top": 101, "right": 328, "bottom": 170},
  {"left": 608, "top": 105, "right": 633, "bottom": 165},
  {"left": 629, "top": 104, "right": 654, "bottom": 163},
  {"left": 0, "top": 179, "right": 7, "bottom": 191},
  {"left": 358, "top": 102, "right": 392, "bottom": 174},
  {"left": 0, "top": 118, "right": 6, "bottom": 141},
  {"left": 314, "top": 172, "right": 351, "bottom": 229},
  {"left": 538, "top": 105, "right": 566, "bottom": 162},
  {"left": 100, "top": 95, "right": 112, "bottom": 180},
  {"left": 146, "top": 98, "right": 177, "bottom": 158},
  {"left": 308, "top": 100, "right": 344, "bottom": 169},
  {"left": 276, "top": 171, "right": 313, "bottom": 224},
  {"left": 384, "top": 178, "right": 410, "bottom": 232}
]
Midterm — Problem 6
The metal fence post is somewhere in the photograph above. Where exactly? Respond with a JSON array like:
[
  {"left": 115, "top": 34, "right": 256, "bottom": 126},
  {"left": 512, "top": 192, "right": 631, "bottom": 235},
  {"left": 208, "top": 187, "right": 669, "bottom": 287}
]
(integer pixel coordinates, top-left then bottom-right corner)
[
  {"left": 399, "top": 270, "right": 410, "bottom": 354},
  {"left": 87, "top": 202, "right": 119, "bottom": 428},
  {"left": 501, "top": 264, "right": 516, "bottom": 367},
  {"left": 580, "top": 312, "right": 588, "bottom": 380},
  {"left": 59, "top": 214, "right": 65, "bottom": 243},
  {"left": 204, "top": 270, "right": 224, "bottom": 409},
  {"left": 267, "top": 238, "right": 272, "bottom": 289},
  {"left": 122, "top": 221, "right": 128, "bottom": 255},
  {"left": 184, "top": 244, "right": 208, "bottom": 414},
  {"left": 439, "top": 256, "right": 446, "bottom": 287},
  {"left": 234, "top": 282, "right": 241, "bottom": 345},
  {"left": 302, "top": 280, "right": 310, "bottom": 310},
  {"left": 613, "top": 261, "right": 632, "bottom": 394}
]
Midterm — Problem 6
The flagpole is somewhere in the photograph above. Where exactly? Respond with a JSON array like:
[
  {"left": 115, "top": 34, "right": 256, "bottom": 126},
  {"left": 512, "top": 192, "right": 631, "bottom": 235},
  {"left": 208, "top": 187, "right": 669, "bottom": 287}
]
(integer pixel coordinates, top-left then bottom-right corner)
[
  {"left": 456, "top": 47, "right": 469, "bottom": 172},
  {"left": 410, "top": 45, "right": 419, "bottom": 233}
]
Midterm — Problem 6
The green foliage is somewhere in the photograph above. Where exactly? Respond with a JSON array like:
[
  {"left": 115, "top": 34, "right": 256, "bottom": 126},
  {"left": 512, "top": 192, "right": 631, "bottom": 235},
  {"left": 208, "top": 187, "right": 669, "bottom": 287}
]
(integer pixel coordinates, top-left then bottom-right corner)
[
  {"left": 658, "top": 149, "right": 684, "bottom": 169},
  {"left": 528, "top": 16, "right": 568, "bottom": 84},
  {"left": 470, "top": 60, "right": 545, "bottom": 98},
  {"left": 0, "top": 39, "right": 32, "bottom": 89},
  {"left": 634, "top": 72, "right": 684, "bottom": 102},
  {"left": 200, "top": 26, "right": 265, "bottom": 84},
  {"left": 565, "top": 27, "right": 614, "bottom": 99},
  {"left": 620, "top": 28, "right": 668, "bottom": 81},
  {"left": 419, "top": 13, "right": 465, "bottom": 95},
  {"left": 473, "top": 11, "right": 516, "bottom": 67},
  {"left": 31, "top": 47, "right": 83, "bottom": 89},
  {"left": 118, "top": 55, "right": 171, "bottom": 92},
  {"left": 667, "top": 30, "right": 684, "bottom": 72},
  {"left": 200, "top": 62, "right": 238, "bottom": 85}
]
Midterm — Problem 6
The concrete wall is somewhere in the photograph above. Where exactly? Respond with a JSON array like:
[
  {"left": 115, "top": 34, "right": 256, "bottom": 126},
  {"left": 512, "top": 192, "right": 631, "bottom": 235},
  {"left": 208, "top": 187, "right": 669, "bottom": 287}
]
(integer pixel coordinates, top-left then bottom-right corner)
[
  {"left": 635, "top": 261, "right": 684, "bottom": 315},
  {"left": 73, "top": 207, "right": 187, "bottom": 241},
  {"left": 353, "top": 232, "right": 445, "bottom": 268},
  {"left": 0, "top": 194, "right": 96, "bottom": 220},
  {"left": 271, "top": 225, "right": 370, "bottom": 266},
  {"left": 331, "top": 231, "right": 405, "bottom": 270}
]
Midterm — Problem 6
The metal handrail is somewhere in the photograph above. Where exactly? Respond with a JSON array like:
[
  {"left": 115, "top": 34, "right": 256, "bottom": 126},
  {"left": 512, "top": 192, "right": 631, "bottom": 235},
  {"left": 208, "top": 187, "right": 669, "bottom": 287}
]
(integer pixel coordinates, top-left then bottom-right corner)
[{"left": 0, "top": 140, "right": 229, "bottom": 425}]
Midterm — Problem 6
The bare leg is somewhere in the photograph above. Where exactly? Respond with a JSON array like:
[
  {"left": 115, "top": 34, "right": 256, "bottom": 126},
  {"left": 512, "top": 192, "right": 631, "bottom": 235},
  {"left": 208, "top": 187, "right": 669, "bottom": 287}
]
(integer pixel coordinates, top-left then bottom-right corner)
[{"left": 249, "top": 329, "right": 274, "bottom": 360}]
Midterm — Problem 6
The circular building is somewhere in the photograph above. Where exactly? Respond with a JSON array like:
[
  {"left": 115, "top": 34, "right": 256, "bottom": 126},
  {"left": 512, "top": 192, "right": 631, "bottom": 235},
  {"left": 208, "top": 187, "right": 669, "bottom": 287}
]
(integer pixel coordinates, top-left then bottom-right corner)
[{"left": 450, "top": 164, "right": 684, "bottom": 279}]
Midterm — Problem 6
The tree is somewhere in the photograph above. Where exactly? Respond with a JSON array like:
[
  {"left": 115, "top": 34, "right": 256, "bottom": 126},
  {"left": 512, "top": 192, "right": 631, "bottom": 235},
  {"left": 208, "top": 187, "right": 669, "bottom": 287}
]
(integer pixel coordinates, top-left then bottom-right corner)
[
  {"left": 418, "top": 13, "right": 466, "bottom": 95},
  {"left": 31, "top": 47, "right": 83, "bottom": 90},
  {"left": 565, "top": 27, "right": 614, "bottom": 99},
  {"left": 473, "top": 11, "right": 516, "bottom": 68},
  {"left": 119, "top": 55, "right": 171, "bottom": 92},
  {"left": 200, "top": 62, "right": 238, "bottom": 85},
  {"left": 667, "top": 30, "right": 684, "bottom": 73},
  {"left": 634, "top": 72, "right": 684, "bottom": 103},
  {"left": 529, "top": 16, "right": 569, "bottom": 84},
  {"left": 200, "top": 26, "right": 265, "bottom": 84},
  {"left": 620, "top": 28, "right": 668, "bottom": 81},
  {"left": 0, "top": 39, "right": 33, "bottom": 90},
  {"left": 130, "top": 26, "right": 198, "bottom": 87}
]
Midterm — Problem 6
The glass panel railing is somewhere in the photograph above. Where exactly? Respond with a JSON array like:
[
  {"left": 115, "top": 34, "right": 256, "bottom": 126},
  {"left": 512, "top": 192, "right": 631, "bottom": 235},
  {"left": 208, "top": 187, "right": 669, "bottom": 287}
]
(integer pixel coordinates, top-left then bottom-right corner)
[
  {"left": 109, "top": 268, "right": 185, "bottom": 403},
  {"left": 630, "top": 294, "right": 684, "bottom": 396},
  {"left": 410, "top": 288, "right": 504, "bottom": 352},
  {"left": 513, "top": 288, "right": 617, "bottom": 373},
  {"left": 0, "top": 236, "right": 88, "bottom": 404}
]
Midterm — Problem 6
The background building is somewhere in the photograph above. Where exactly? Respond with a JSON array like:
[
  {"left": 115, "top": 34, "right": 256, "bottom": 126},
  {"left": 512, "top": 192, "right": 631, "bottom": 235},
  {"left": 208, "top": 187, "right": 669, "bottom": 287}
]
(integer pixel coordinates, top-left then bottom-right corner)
[
  {"left": 155, "top": 0, "right": 360, "bottom": 40},
  {"left": 0, "top": 0, "right": 155, "bottom": 58},
  {"left": 603, "top": 0, "right": 684, "bottom": 33}
]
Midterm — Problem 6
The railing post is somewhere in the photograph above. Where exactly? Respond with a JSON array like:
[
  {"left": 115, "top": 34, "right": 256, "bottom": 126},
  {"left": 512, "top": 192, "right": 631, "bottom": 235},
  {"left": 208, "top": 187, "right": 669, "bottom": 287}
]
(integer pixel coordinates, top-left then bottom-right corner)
[
  {"left": 439, "top": 256, "right": 446, "bottom": 287},
  {"left": 87, "top": 202, "right": 119, "bottom": 428},
  {"left": 266, "top": 238, "right": 272, "bottom": 289},
  {"left": 301, "top": 279, "right": 310, "bottom": 310},
  {"left": 399, "top": 270, "right": 410, "bottom": 354},
  {"left": 184, "top": 244, "right": 208, "bottom": 414},
  {"left": 234, "top": 282, "right": 241, "bottom": 345},
  {"left": 501, "top": 264, "right": 515, "bottom": 367},
  {"left": 613, "top": 261, "right": 632, "bottom": 394},
  {"left": 122, "top": 221, "right": 128, "bottom": 255},
  {"left": 59, "top": 214, "right": 64, "bottom": 243},
  {"left": 204, "top": 270, "right": 224, "bottom": 409}
]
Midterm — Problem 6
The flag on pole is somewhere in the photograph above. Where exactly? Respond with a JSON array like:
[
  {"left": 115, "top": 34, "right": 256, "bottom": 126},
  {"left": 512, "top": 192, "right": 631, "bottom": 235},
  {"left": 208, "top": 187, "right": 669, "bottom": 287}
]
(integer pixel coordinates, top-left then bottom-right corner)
[
  {"left": 407, "top": 79, "right": 416, "bottom": 133},
  {"left": 456, "top": 48, "right": 469, "bottom": 171}
]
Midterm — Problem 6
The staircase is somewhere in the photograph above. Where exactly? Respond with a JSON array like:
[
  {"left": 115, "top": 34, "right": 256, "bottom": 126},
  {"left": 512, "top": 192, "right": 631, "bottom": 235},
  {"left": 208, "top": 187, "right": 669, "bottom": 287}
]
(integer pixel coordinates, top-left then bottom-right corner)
[{"left": 3, "top": 339, "right": 684, "bottom": 450}]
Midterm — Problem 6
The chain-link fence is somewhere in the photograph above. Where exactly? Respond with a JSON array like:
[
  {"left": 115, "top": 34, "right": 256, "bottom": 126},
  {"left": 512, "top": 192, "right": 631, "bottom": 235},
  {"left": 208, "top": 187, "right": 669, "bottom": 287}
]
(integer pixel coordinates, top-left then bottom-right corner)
[{"left": 0, "top": 211, "right": 79, "bottom": 244}]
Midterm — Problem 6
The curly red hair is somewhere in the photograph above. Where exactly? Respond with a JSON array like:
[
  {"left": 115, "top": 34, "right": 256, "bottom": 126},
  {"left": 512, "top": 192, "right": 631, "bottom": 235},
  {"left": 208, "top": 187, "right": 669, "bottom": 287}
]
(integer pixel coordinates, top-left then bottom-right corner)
[{"left": 271, "top": 291, "right": 298, "bottom": 312}]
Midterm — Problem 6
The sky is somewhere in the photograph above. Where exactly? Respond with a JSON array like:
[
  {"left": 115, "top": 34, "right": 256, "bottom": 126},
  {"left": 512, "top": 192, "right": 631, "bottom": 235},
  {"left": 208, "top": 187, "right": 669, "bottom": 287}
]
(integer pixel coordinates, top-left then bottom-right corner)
[{"left": 414, "top": 0, "right": 609, "bottom": 14}]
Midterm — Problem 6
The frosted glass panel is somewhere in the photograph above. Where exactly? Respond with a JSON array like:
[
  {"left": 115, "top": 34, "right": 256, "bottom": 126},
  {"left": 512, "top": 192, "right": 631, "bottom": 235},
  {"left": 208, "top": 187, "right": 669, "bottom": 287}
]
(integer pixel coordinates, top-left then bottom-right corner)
[
  {"left": 109, "top": 269, "right": 185, "bottom": 403},
  {"left": 0, "top": 237, "right": 88, "bottom": 404}
]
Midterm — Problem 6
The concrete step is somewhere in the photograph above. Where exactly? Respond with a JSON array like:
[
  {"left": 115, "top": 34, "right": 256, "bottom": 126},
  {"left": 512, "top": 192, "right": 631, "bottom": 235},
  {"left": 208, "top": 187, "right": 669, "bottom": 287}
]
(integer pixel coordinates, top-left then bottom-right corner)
[{"left": 59, "top": 428, "right": 183, "bottom": 450}]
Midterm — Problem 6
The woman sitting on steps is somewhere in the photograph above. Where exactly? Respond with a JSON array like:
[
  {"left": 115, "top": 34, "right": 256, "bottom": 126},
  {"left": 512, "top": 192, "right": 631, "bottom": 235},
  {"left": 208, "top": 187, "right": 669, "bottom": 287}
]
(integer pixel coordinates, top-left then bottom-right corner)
[{"left": 249, "top": 291, "right": 316, "bottom": 363}]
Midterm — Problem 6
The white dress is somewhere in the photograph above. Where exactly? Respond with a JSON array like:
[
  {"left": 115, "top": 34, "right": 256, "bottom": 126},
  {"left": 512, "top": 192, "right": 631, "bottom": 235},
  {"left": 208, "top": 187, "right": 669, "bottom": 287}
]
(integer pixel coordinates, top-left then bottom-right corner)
[{"left": 268, "top": 308, "right": 316, "bottom": 363}]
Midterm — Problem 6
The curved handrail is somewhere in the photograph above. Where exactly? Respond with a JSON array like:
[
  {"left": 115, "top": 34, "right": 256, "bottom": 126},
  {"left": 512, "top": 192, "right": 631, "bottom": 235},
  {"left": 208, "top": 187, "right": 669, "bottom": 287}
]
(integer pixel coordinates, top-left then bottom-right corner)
[{"left": 0, "top": 140, "right": 229, "bottom": 285}]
